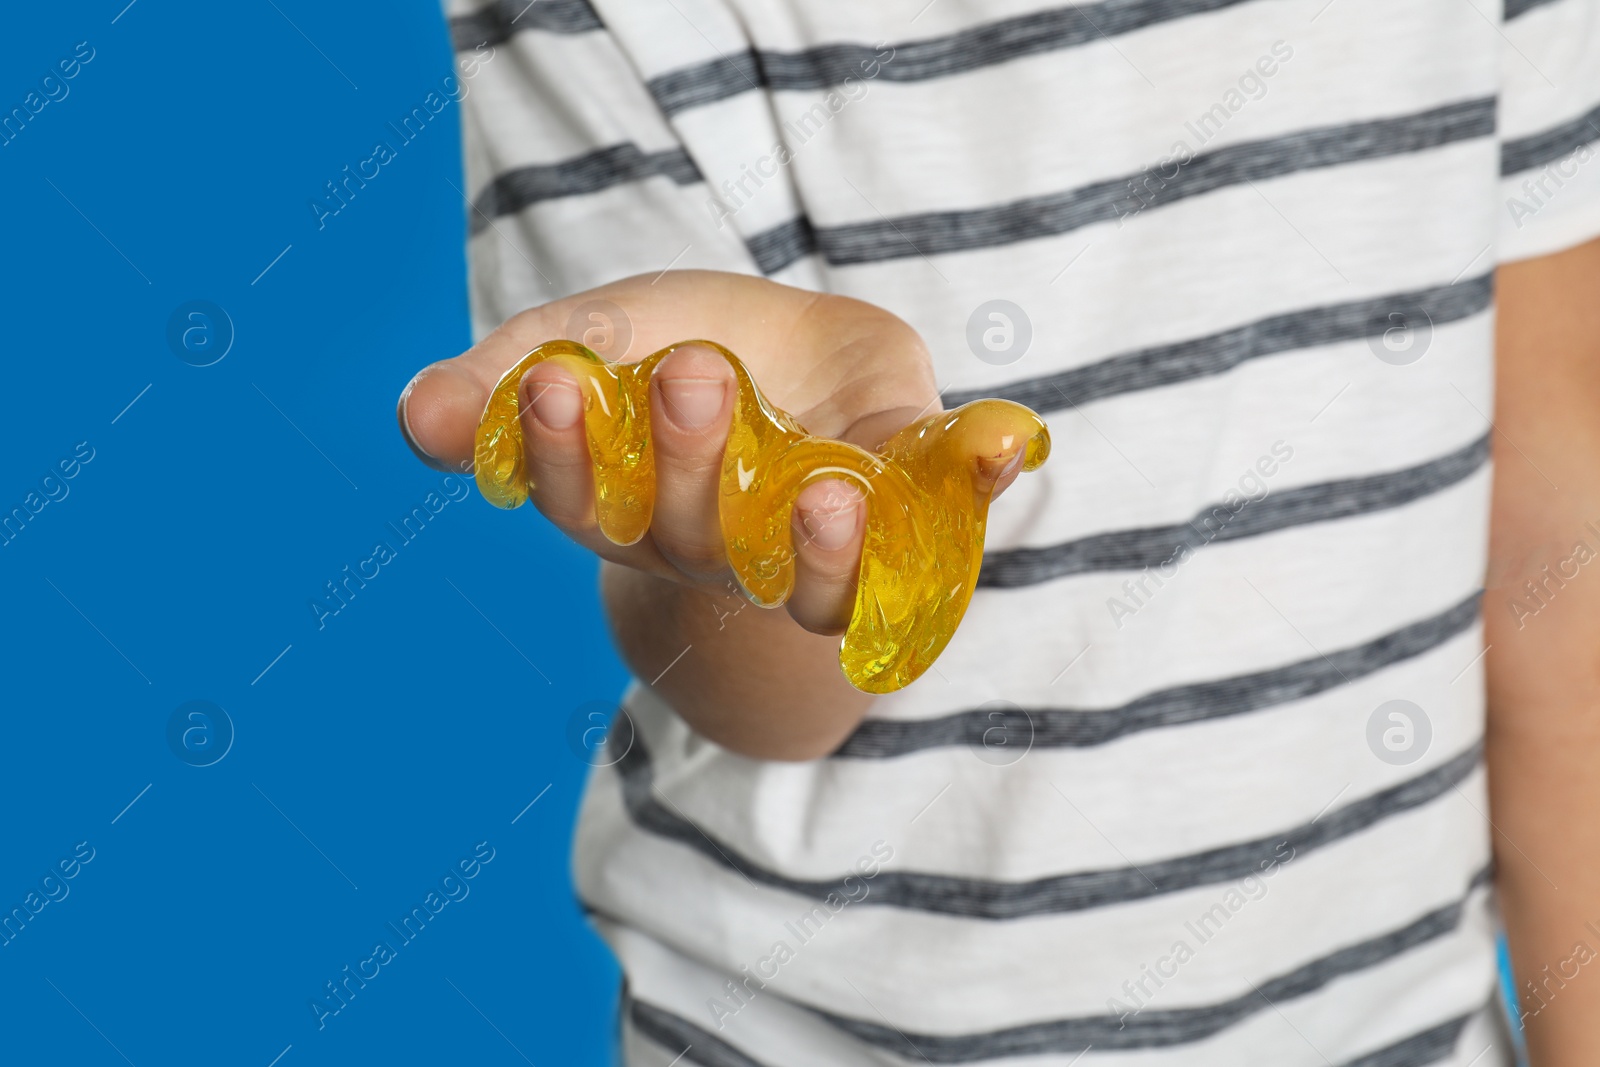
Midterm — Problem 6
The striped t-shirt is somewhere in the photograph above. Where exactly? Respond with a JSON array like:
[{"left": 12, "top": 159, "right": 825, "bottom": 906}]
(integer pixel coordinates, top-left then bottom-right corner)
[{"left": 442, "top": 1, "right": 1600, "bottom": 1063}]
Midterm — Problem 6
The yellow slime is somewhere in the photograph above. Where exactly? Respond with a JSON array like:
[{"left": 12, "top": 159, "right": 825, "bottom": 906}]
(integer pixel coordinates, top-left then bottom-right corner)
[{"left": 474, "top": 340, "right": 1050, "bottom": 694}]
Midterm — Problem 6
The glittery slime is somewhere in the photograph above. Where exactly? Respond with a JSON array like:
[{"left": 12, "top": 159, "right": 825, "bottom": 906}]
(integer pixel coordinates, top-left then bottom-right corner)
[{"left": 474, "top": 340, "right": 1050, "bottom": 694}]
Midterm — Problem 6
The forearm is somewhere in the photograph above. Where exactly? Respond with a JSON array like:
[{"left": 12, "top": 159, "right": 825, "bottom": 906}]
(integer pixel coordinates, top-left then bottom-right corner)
[
  {"left": 1487, "top": 698, "right": 1600, "bottom": 1061},
  {"left": 1486, "top": 514, "right": 1600, "bottom": 1063},
  {"left": 1485, "top": 236, "right": 1600, "bottom": 1065},
  {"left": 601, "top": 562, "right": 874, "bottom": 761}
]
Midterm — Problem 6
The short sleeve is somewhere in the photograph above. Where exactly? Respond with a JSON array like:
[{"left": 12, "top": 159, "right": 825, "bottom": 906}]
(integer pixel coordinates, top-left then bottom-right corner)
[
  {"left": 1498, "top": 0, "right": 1600, "bottom": 262},
  {"left": 443, "top": 0, "right": 758, "bottom": 340}
]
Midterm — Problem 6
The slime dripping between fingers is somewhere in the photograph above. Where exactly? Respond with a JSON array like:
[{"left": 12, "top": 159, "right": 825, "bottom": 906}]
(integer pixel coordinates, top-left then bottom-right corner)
[{"left": 474, "top": 340, "right": 1050, "bottom": 694}]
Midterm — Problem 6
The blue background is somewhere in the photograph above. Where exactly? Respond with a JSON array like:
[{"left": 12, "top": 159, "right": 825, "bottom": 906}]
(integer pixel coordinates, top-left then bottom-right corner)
[{"left": 1, "top": 3, "right": 624, "bottom": 1064}]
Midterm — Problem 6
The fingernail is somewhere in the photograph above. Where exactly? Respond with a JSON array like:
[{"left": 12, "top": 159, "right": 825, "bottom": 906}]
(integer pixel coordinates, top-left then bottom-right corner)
[
  {"left": 527, "top": 376, "right": 582, "bottom": 431},
  {"left": 979, "top": 447, "right": 1026, "bottom": 483},
  {"left": 659, "top": 378, "right": 726, "bottom": 430},
  {"left": 797, "top": 499, "right": 862, "bottom": 552}
]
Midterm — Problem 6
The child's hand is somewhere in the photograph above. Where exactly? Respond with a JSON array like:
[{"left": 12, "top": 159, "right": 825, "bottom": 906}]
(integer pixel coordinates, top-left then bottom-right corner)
[{"left": 396, "top": 270, "right": 1029, "bottom": 638}]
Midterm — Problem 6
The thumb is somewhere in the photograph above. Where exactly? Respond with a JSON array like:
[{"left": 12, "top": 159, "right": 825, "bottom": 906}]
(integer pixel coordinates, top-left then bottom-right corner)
[
  {"left": 397, "top": 308, "right": 578, "bottom": 471},
  {"left": 397, "top": 359, "right": 487, "bottom": 472},
  {"left": 936, "top": 399, "right": 1051, "bottom": 502},
  {"left": 974, "top": 428, "right": 1036, "bottom": 499}
]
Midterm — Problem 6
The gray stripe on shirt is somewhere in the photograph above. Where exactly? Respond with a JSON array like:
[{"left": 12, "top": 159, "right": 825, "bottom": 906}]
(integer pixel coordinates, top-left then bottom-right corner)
[
  {"left": 1504, "top": 0, "right": 1563, "bottom": 19},
  {"left": 748, "top": 97, "right": 1495, "bottom": 271},
  {"left": 448, "top": 0, "right": 602, "bottom": 51},
  {"left": 810, "top": 873, "right": 1487, "bottom": 1058},
  {"left": 746, "top": 217, "right": 817, "bottom": 276},
  {"left": 977, "top": 434, "right": 1490, "bottom": 589},
  {"left": 464, "top": 102, "right": 1494, "bottom": 269},
  {"left": 467, "top": 144, "right": 702, "bottom": 235},
  {"left": 1340, "top": 1010, "right": 1477, "bottom": 1067},
  {"left": 627, "top": 991, "right": 1472, "bottom": 1062},
  {"left": 630, "top": 997, "right": 766, "bottom": 1067},
  {"left": 942, "top": 273, "right": 1494, "bottom": 414},
  {"left": 1500, "top": 102, "right": 1600, "bottom": 176},
  {"left": 613, "top": 732, "right": 1482, "bottom": 918},
  {"left": 622, "top": 877, "right": 1485, "bottom": 1060},
  {"left": 645, "top": 0, "right": 1258, "bottom": 116},
  {"left": 836, "top": 592, "right": 1482, "bottom": 758}
]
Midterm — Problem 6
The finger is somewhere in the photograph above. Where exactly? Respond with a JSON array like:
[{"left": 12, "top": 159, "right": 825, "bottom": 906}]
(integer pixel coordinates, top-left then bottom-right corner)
[
  {"left": 517, "top": 363, "right": 681, "bottom": 576},
  {"left": 397, "top": 357, "right": 486, "bottom": 472},
  {"left": 396, "top": 284, "right": 688, "bottom": 471},
  {"left": 785, "top": 479, "right": 867, "bottom": 635},
  {"left": 518, "top": 363, "right": 597, "bottom": 532},
  {"left": 648, "top": 344, "right": 737, "bottom": 579},
  {"left": 976, "top": 438, "right": 1030, "bottom": 498},
  {"left": 945, "top": 404, "right": 1046, "bottom": 501}
]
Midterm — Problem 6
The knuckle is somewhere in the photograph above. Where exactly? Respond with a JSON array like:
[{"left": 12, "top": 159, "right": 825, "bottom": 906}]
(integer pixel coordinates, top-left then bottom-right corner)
[
  {"left": 652, "top": 401, "right": 732, "bottom": 453},
  {"left": 657, "top": 446, "right": 724, "bottom": 479},
  {"left": 503, "top": 305, "right": 555, "bottom": 341},
  {"left": 659, "top": 535, "right": 727, "bottom": 579},
  {"left": 526, "top": 437, "right": 592, "bottom": 470},
  {"left": 537, "top": 503, "right": 595, "bottom": 533},
  {"left": 795, "top": 548, "right": 859, "bottom": 586},
  {"left": 788, "top": 601, "right": 848, "bottom": 637}
]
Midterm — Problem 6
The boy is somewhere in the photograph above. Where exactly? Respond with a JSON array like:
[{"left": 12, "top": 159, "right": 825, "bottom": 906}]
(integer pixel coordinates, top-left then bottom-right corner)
[{"left": 400, "top": 1, "right": 1600, "bottom": 1062}]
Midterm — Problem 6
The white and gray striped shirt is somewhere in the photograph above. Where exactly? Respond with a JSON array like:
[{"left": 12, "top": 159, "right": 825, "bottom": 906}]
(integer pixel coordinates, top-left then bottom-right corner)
[{"left": 443, "top": 0, "right": 1600, "bottom": 1063}]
